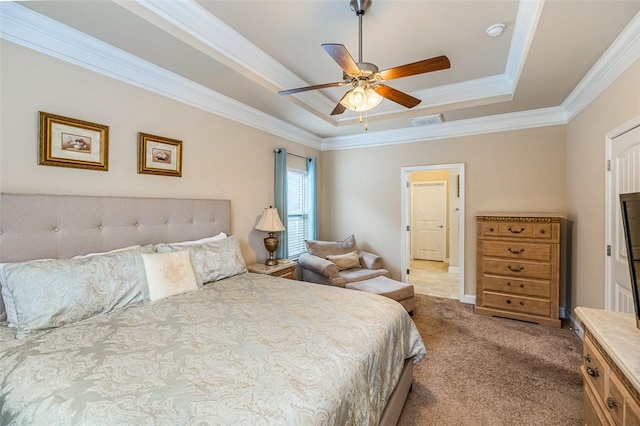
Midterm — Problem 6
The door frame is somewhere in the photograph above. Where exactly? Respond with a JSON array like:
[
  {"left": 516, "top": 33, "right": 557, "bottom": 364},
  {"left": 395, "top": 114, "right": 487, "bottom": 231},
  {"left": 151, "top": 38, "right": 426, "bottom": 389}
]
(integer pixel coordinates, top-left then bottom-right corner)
[
  {"left": 400, "top": 163, "right": 466, "bottom": 302},
  {"left": 411, "top": 180, "right": 447, "bottom": 261},
  {"left": 605, "top": 114, "right": 640, "bottom": 311}
]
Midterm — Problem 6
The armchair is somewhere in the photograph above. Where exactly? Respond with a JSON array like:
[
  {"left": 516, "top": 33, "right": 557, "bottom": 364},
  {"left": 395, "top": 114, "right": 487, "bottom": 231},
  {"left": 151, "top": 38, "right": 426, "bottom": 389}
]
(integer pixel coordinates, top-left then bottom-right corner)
[{"left": 298, "top": 234, "right": 389, "bottom": 287}]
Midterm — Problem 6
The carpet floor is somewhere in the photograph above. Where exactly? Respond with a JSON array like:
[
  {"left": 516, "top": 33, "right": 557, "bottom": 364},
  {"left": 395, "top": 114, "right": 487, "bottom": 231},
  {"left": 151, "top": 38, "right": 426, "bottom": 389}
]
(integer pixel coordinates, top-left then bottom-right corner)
[{"left": 397, "top": 295, "right": 584, "bottom": 426}]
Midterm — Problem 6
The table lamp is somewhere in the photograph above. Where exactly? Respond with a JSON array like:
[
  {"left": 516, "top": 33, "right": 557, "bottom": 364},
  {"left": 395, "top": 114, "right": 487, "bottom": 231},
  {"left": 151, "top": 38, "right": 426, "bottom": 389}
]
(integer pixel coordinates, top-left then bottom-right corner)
[{"left": 255, "top": 206, "right": 285, "bottom": 266}]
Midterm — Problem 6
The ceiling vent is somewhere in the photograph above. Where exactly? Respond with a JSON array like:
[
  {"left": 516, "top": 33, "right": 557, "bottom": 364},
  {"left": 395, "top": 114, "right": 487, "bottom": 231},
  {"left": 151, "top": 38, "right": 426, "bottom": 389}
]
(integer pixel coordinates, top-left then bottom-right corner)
[{"left": 408, "top": 114, "right": 443, "bottom": 127}]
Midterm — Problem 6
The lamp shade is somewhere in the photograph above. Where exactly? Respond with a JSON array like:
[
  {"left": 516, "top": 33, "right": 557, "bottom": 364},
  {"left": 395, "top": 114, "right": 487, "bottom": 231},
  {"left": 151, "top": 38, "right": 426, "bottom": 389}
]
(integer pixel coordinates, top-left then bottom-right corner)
[{"left": 255, "top": 207, "right": 285, "bottom": 232}]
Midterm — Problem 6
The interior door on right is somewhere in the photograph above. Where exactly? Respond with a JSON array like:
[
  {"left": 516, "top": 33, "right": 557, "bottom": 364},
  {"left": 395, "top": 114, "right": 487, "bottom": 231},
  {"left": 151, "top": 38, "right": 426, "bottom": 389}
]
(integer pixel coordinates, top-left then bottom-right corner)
[{"left": 610, "top": 125, "right": 640, "bottom": 313}]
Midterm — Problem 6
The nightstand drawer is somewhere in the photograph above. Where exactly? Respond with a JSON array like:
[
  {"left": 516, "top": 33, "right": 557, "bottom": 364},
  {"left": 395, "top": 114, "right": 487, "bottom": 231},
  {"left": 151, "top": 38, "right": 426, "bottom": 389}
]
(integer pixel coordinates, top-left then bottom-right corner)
[{"left": 247, "top": 262, "right": 297, "bottom": 279}]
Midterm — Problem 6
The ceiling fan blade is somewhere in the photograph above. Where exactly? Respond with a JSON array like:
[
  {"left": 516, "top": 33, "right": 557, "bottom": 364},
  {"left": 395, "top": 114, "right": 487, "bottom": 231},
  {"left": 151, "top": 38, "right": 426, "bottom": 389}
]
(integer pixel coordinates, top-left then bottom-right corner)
[
  {"left": 378, "top": 55, "right": 450, "bottom": 81},
  {"left": 278, "top": 81, "right": 344, "bottom": 96},
  {"left": 373, "top": 84, "right": 421, "bottom": 108},
  {"left": 331, "top": 92, "right": 349, "bottom": 116},
  {"left": 321, "top": 43, "right": 361, "bottom": 76}
]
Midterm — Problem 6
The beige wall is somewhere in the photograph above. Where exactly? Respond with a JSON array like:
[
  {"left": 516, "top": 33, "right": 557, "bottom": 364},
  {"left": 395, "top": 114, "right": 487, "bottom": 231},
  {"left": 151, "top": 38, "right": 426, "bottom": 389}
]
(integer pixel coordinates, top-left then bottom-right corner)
[
  {"left": 321, "top": 126, "right": 567, "bottom": 296},
  {"left": 566, "top": 58, "right": 640, "bottom": 310},
  {"left": 0, "top": 41, "right": 320, "bottom": 263}
]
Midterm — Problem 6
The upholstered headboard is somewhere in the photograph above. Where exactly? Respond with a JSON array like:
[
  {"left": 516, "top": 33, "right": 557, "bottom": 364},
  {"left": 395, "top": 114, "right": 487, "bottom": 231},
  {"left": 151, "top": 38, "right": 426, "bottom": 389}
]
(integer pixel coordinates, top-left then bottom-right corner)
[{"left": 0, "top": 194, "right": 231, "bottom": 262}]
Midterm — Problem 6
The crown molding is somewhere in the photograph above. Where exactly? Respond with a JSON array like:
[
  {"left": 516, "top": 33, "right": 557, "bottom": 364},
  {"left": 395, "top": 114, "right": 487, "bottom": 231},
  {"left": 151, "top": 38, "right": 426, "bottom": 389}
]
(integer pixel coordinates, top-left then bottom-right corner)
[
  {"left": 505, "top": 0, "right": 546, "bottom": 90},
  {"left": 321, "top": 107, "right": 567, "bottom": 151},
  {"left": 0, "top": 2, "right": 323, "bottom": 150}
]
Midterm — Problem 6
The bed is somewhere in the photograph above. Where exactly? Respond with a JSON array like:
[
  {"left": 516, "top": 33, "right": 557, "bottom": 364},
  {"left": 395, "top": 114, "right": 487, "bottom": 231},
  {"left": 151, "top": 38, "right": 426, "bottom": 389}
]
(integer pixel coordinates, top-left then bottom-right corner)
[{"left": 0, "top": 194, "right": 426, "bottom": 425}]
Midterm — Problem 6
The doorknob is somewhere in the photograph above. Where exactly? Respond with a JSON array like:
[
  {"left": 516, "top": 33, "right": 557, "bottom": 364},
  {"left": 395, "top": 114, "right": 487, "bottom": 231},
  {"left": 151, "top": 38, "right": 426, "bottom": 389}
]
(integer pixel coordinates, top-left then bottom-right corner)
[{"left": 438, "top": 225, "right": 444, "bottom": 228}]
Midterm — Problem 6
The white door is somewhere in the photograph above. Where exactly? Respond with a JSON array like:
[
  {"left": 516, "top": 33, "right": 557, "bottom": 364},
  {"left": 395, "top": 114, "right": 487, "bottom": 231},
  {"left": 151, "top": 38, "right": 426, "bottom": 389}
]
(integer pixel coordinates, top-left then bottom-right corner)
[
  {"left": 411, "top": 181, "right": 446, "bottom": 261},
  {"left": 608, "top": 124, "right": 640, "bottom": 312}
]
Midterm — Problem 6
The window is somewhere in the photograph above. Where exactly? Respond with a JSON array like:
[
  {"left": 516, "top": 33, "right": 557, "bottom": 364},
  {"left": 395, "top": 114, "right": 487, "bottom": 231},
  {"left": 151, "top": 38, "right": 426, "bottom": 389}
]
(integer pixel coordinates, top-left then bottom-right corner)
[{"left": 287, "top": 169, "right": 309, "bottom": 260}]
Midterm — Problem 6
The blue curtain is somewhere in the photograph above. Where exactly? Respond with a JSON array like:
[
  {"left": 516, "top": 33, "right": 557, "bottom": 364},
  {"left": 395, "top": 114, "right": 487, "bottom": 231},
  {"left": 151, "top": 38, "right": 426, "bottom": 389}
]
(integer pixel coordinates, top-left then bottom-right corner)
[
  {"left": 307, "top": 157, "right": 318, "bottom": 241},
  {"left": 274, "top": 148, "right": 288, "bottom": 259}
]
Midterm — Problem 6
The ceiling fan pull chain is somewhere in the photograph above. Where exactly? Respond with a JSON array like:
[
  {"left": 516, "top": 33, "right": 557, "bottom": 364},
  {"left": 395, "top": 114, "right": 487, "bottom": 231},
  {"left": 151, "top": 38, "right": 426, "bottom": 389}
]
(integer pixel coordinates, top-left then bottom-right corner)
[{"left": 364, "top": 110, "right": 368, "bottom": 131}]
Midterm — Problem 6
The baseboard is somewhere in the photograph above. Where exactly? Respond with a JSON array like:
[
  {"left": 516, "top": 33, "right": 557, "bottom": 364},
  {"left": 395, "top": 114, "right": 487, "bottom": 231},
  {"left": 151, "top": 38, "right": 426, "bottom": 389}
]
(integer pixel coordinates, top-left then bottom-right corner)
[
  {"left": 448, "top": 266, "right": 459, "bottom": 273},
  {"left": 461, "top": 294, "right": 476, "bottom": 304},
  {"left": 569, "top": 313, "right": 584, "bottom": 340}
]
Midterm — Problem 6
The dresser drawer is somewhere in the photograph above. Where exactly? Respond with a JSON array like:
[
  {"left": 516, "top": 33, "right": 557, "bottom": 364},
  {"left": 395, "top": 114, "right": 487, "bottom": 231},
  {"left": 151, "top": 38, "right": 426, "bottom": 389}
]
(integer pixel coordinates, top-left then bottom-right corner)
[
  {"left": 583, "top": 336, "right": 608, "bottom": 403},
  {"left": 608, "top": 371, "right": 626, "bottom": 425},
  {"left": 482, "top": 276, "right": 551, "bottom": 298},
  {"left": 533, "top": 223, "right": 553, "bottom": 240},
  {"left": 498, "top": 222, "right": 534, "bottom": 238},
  {"left": 482, "top": 292, "right": 550, "bottom": 316},
  {"left": 481, "top": 222, "right": 500, "bottom": 237},
  {"left": 482, "top": 258, "right": 552, "bottom": 280},
  {"left": 482, "top": 240, "right": 551, "bottom": 262}
]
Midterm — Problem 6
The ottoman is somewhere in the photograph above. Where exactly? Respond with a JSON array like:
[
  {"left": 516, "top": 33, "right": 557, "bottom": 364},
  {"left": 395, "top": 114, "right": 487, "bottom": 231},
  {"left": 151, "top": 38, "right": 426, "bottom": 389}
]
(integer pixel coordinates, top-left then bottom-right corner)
[{"left": 346, "top": 275, "right": 415, "bottom": 314}]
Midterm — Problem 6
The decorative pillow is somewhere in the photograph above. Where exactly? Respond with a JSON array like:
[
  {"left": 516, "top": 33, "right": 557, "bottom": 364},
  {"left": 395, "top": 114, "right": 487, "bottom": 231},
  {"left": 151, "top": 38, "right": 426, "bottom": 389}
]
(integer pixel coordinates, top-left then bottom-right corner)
[
  {"left": 326, "top": 250, "right": 361, "bottom": 270},
  {"left": 141, "top": 251, "right": 198, "bottom": 302},
  {"left": 306, "top": 234, "right": 358, "bottom": 258},
  {"left": 0, "top": 246, "right": 154, "bottom": 338},
  {"left": 155, "top": 235, "right": 247, "bottom": 286},
  {"left": 170, "top": 232, "right": 227, "bottom": 246}
]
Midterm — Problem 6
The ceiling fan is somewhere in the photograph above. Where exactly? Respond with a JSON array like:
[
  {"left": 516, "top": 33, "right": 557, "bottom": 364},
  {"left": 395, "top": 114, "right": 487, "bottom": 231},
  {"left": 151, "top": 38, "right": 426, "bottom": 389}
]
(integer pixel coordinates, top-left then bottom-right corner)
[{"left": 278, "top": 0, "right": 451, "bottom": 117}]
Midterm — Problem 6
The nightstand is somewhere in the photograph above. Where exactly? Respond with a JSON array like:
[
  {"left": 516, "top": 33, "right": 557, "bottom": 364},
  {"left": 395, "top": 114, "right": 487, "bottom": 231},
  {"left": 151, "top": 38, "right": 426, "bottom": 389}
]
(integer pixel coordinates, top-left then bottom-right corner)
[{"left": 247, "top": 261, "right": 297, "bottom": 280}]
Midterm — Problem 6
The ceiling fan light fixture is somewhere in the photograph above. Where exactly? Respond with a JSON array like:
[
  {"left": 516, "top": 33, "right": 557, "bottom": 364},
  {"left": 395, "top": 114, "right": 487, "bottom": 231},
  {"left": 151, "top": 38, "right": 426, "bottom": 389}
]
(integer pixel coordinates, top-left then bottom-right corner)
[
  {"left": 366, "top": 87, "right": 383, "bottom": 109},
  {"left": 348, "top": 85, "right": 367, "bottom": 107}
]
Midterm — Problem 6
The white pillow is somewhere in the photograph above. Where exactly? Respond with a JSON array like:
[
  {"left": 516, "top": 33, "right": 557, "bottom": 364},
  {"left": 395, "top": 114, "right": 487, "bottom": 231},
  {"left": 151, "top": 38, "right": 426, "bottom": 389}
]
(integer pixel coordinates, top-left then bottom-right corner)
[
  {"left": 141, "top": 251, "right": 198, "bottom": 302},
  {"left": 170, "top": 232, "right": 227, "bottom": 246},
  {"left": 326, "top": 250, "right": 361, "bottom": 270}
]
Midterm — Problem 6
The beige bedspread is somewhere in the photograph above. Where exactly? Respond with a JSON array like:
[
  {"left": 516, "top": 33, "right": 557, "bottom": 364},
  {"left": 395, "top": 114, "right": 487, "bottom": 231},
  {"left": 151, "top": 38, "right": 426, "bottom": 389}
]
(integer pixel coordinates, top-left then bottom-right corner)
[{"left": 0, "top": 273, "right": 425, "bottom": 425}]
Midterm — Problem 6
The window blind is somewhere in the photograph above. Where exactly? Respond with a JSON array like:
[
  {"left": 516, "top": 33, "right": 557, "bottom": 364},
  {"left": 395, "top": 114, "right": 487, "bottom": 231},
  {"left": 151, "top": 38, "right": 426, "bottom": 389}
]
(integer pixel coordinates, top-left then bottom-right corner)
[{"left": 287, "top": 169, "right": 308, "bottom": 260}]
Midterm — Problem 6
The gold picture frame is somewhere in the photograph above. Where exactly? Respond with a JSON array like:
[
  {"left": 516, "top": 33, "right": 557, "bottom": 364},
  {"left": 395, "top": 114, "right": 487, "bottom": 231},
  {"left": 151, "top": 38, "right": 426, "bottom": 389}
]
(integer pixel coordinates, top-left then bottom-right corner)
[
  {"left": 138, "top": 132, "right": 182, "bottom": 177},
  {"left": 38, "top": 111, "right": 109, "bottom": 171}
]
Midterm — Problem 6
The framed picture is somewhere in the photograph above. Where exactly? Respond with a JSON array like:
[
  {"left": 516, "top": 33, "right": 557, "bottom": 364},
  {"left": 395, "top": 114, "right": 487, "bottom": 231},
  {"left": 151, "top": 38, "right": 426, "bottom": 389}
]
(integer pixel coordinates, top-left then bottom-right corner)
[
  {"left": 138, "top": 132, "right": 182, "bottom": 177},
  {"left": 38, "top": 111, "right": 109, "bottom": 171}
]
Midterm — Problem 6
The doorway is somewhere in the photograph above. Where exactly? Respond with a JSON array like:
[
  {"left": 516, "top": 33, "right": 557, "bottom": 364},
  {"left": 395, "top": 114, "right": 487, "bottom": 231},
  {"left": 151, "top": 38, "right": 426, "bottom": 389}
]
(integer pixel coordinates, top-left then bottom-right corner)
[{"left": 401, "top": 164, "right": 465, "bottom": 301}]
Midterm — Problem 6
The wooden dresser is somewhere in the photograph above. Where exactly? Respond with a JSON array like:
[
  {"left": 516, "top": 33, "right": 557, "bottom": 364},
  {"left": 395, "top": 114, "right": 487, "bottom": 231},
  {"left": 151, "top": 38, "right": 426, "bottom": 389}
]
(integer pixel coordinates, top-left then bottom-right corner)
[
  {"left": 576, "top": 307, "right": 640, "bottom": 425},
  {"left": 475, "top": 214, "right": 562, "bottom": 327}
]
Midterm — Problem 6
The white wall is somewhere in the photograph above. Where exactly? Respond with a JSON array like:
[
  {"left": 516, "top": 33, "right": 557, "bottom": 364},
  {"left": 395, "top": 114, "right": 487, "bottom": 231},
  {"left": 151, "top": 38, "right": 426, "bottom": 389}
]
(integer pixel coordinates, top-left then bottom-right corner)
[{"left": 0, "top": 41, "right": 320, "bottom": 263}]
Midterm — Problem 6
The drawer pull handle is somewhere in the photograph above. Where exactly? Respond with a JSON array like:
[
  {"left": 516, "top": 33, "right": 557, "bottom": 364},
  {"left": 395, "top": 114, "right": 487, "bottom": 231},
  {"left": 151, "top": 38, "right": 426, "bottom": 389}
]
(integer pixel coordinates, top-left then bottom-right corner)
[
  {"left": 520, "top": 283, "right": 525, "bottom": 288},
  {"left": 586, "top": 366, "right": 600, "bottom": 378},
  {"left": 489, "top": 227, "right": 495, "bottom": 232},
  {"left": 508, "top": 248, "right": 525, "bottom": 254},
  {"left": 519, "top": 301, "right": 525, "bottom": 306},
  {"left": 539, "top": 229, "right": 546, "bottom": 234},
  {"left": 506, "top": 299, "right": 512, "bottom": 304},
  {"left": 606, "top": 397, "right": 618, "bottom": 409},
  {"left": 508, "top": 226, "right": 525, "bottom": 234},
  {"left": 507, "top": 265, "right": 524, "bottom": 272},
  {"left": 584, "top": 354, "right": 591, "bottom": 363}
]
